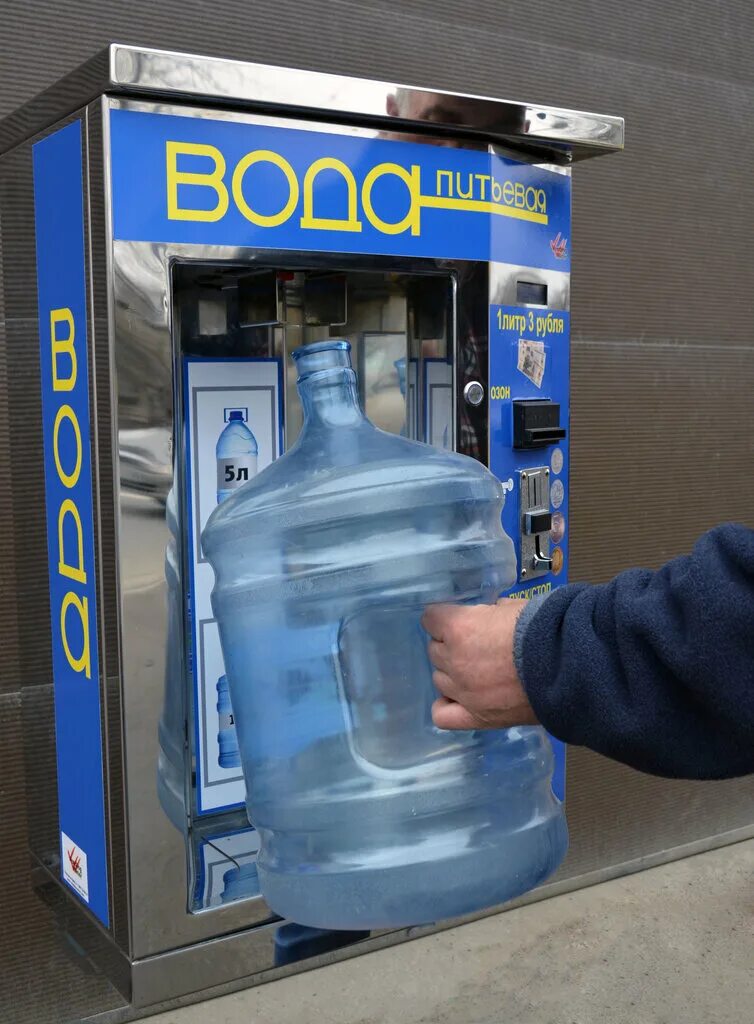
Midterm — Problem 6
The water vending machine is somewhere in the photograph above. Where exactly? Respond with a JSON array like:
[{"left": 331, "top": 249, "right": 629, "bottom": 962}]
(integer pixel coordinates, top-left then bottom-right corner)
[{"left": 0, "top": 45, "right": 622, "bottom": 1008}]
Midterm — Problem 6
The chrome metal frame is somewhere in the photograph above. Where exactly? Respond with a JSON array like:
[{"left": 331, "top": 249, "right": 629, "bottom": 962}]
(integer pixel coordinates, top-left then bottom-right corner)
[{"left": 0, "top": 44, "right": 624, "bottom": 161}]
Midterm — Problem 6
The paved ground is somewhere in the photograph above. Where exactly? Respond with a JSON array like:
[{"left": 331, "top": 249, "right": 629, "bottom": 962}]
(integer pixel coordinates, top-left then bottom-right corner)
[{"left": 147, "top": 840, "right": 754, "bottom": 1024}]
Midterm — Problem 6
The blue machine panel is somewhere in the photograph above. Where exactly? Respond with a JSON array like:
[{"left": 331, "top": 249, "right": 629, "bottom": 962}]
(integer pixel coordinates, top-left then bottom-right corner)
[
  {"left": 109, "top": 108, "right": 569, "bottom": 272},
  {"left": 491, "top": 305, "right": 571, "bottom": 593},
  {"left": 33, "top": 120, "right": 109, "bottom": 926},
  {"left": 490, "top": 305, "right": 570, "bottom": 801}
]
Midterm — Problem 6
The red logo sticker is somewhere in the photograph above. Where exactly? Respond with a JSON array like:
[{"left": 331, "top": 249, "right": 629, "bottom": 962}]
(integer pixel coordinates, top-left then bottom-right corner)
[
  {"left": 550, "top": 232, "right": 568, "bottom": 259},
  {"left": 67, "top": 844, "right": 83, "bottom": 877}
]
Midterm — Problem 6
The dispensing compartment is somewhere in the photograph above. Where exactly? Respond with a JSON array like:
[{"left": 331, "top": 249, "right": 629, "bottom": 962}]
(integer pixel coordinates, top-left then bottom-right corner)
[
  {"left": 172, "top": 263, "right": 456, "bottom": 448},
  {"left": 168, "top": 260, "right": 458, "bottom": 911}
]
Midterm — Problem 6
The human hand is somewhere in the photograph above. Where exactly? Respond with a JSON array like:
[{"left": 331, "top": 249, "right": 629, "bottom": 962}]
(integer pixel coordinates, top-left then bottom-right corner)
[{"left": 421, "top": 601, "right": 538, "bottom": 730}]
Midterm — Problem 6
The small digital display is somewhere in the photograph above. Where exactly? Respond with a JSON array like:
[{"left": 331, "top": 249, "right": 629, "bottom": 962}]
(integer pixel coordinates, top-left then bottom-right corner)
[{"left": 516, "top": 280, "right": 548, "bottom": 306}]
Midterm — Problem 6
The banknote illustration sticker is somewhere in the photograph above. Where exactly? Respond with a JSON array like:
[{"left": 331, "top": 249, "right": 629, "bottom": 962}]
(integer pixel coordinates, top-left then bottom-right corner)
[{"left": 517, "top": 338, "right": 546, "bottom": 388}]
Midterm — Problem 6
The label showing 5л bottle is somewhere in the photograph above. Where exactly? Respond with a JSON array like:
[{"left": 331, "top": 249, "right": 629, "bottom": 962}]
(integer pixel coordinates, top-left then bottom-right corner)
[{"left": 217, "top": 455, "right": 258, "bottom": 492}]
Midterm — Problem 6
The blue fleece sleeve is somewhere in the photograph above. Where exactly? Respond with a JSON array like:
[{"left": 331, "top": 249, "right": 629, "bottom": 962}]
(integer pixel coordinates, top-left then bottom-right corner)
[{"left": 513, "top": 523, "right": 754, "bottom": 780}]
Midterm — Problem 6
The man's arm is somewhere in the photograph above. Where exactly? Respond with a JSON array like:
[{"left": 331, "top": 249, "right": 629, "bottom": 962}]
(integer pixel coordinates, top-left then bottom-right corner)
[
  {"left": 424, "top": 523, "right": 754, "bottom": 780},
  {"left": 517, "top": 523, "right": 754, "bottom": 779}
]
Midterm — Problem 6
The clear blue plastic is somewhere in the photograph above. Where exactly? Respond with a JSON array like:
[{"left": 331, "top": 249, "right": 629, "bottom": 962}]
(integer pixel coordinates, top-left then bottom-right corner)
[
  {"left": 216, "top": 674, "right": 241, "bottom": 769},
  {"left": 216, "top": 409, "right": 258, "bottom": 504},
  {"left": 202, "top": 340, "right": 567, "bottom": 930}
]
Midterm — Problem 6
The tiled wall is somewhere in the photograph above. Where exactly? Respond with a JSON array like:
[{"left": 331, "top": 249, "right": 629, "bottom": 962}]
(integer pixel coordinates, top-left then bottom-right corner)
[{"left": 1, "top": 4, "right": 752, "bottom": 1020}]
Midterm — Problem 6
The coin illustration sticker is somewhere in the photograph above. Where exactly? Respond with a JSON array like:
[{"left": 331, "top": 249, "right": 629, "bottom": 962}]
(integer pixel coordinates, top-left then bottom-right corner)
[{"left": 550, "top": 478, "right": 565, "bottom": 510}]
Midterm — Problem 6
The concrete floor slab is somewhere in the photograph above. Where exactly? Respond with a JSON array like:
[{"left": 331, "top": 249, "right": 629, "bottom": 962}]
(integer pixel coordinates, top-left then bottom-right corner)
[{"left": 144, "top": 839, "right": 754, "bottom": 1024}]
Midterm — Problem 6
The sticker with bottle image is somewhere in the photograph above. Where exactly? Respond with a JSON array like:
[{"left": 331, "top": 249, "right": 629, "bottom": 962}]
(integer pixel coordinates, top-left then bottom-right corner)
[
  {"left": 184, "top": 358, "right": 283, "bottom": 813},
  {"left": 216, "top": 408, "right": 259, "bottom": 504}
]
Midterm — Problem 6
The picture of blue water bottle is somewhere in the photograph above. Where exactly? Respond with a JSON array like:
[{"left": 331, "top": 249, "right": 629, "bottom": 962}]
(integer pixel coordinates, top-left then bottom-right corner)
[
  {"left": 216, "top": 408, "right": 258, "bottom": 504},
  {"left": 216, "top": 674, "right": 241, "bottom": 769}
]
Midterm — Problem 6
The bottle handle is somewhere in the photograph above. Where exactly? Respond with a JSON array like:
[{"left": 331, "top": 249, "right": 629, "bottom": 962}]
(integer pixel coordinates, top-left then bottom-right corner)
[{"left": 333, "top": 602, "right": 474, "bottom": 778}]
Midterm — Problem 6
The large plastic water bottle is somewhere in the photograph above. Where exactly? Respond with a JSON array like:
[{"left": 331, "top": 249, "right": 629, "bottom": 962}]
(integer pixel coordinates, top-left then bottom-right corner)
[
  {"left": 202, "top": 340, "right": 567, "bottom": 930},
  {"left": 216, "top": 410, "right": 258, "bottom": 504}
]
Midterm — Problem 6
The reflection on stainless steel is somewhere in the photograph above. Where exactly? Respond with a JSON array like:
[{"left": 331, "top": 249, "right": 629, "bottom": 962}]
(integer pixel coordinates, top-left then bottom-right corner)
[
  {"left": 0, "top": 43, "right": 624, "bottom": 159},
  {"left": 113, "top": 240, "right": 275, "bottom": 958},
  {"left": 490, "top": 261, "right": 571, "bottom": 311},
  {"left": 111, "top": 45, "right": 624, "bottom": 157},
  {"left": 118, "top": 427, "right": 171, "bottom": 503},
  {"left": 360, "top": 331, "right": 411, "bottom": 437}
]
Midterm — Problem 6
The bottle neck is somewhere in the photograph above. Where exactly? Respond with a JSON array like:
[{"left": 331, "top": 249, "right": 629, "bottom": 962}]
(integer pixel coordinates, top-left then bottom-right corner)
[{"left": 298, "top": 368, "right": 366, "bottom": 430}]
